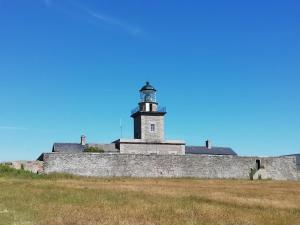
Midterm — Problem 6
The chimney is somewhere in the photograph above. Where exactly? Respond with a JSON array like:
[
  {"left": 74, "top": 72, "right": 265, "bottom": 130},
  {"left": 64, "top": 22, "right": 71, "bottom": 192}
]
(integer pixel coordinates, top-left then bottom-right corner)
[
  {"left": 206, "top": 140, "right": 212, "bottom": 149},
  {"left": 81, "top": 135, "right": 87, "bottom": 146}
]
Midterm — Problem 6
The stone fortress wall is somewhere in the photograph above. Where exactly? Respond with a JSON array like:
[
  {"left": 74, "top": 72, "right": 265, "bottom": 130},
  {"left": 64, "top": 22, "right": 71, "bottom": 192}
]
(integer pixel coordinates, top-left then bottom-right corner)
[{"left": 43, "top": 153, "right": 298, "bottom": 180}]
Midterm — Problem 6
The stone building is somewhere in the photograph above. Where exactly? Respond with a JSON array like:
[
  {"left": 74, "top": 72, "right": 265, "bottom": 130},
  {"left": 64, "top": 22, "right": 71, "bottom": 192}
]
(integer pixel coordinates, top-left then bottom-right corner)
[
  {"left": 39, "top": 82, "right": 235, "bottom": 156},
  {"left": 37, "top": 82, "right": 299, "bottom": 180}
]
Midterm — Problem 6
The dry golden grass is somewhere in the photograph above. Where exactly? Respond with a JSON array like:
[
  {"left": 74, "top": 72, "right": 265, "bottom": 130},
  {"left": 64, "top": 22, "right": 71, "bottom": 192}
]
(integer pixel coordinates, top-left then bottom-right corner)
[{"left": 0, "top": 176, "right": 299, "bottom": 225}]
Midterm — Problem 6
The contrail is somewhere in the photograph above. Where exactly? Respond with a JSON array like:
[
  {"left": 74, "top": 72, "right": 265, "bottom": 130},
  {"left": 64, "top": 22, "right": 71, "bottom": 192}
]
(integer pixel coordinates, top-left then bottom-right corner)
[
  {"left": 86, "top": 9, "right": 142, "bottom": 36},
  {"left": 42, "top": 0, "right": 142, "bottom": 36}
]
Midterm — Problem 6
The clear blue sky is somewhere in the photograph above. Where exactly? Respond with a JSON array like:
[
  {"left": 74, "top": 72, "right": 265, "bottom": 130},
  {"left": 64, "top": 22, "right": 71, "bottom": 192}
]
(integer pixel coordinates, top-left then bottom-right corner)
[{"left": 0, "top": 0, "right": 299, "bottom": 161}]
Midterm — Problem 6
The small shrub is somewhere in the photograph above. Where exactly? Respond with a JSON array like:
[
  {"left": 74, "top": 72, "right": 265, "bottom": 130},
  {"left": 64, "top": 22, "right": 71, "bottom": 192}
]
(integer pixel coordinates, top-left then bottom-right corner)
[
  {"left": 84, "top": 146, "right": 104, "bottom": 153},
  {"left": 20, "top": 163, "right": 24, "bottom": 170},
  {"left": 249, "top": 168, "right": 256, "bottom": 180}
]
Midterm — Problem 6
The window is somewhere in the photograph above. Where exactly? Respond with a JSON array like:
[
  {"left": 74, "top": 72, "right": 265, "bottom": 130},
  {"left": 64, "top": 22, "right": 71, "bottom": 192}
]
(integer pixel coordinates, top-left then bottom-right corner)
[{"left": 150, "top": 123, "right": 155, "bottom": 132}]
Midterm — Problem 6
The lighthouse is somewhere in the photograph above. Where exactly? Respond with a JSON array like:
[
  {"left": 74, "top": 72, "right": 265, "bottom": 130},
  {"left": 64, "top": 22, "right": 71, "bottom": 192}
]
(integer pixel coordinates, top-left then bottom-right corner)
[
  {"left": 131, "top": 82, "right": 166, "bottom": 141},
  {"left": 114, "top": 82, "right": 185, "bottom": 155}
]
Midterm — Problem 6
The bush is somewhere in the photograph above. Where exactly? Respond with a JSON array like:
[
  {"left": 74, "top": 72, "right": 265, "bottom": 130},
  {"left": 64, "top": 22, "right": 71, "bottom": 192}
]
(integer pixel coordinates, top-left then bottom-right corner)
[
  {"left": 84, "top": 146, "right": 105, "bottom": 153},
  {"left": 249, "top": 168, "right": 257, "bottom": 180}
]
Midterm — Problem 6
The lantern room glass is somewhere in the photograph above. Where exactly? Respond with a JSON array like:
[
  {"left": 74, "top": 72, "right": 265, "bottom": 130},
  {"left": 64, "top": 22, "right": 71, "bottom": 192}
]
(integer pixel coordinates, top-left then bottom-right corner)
[{"left": 140, "top": 89, "right": 157, "bottom": 103}]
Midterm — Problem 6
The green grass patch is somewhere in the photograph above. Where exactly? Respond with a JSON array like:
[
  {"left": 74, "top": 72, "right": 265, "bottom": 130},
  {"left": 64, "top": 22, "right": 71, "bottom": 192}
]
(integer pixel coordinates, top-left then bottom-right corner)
[
  {"left": 84, "top": 146, "right": 105, "bottom": 153},
  {"left": 0, "top": 164, "right": 80, "bottom": 180},
  {"left": 0, "top": 164, "right": 40, "bottom": 179}
]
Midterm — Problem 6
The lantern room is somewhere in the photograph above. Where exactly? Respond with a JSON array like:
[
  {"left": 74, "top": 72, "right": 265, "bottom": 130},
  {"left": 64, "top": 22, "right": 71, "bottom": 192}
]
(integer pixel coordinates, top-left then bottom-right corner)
[{"left": 140, "top": 81, "right": 157, "bottom": 103}]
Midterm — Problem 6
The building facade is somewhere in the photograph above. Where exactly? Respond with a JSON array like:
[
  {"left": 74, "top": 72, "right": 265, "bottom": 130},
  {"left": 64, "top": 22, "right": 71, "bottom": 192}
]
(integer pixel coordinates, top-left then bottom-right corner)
[{"left": 37, "top": 82, "right": 299, "bottom": 180}]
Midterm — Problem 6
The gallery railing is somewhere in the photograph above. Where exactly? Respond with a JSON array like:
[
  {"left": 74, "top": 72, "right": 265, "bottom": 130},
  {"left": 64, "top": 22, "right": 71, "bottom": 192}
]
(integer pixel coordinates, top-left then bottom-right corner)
[{"left": 131, "top": 106, "right": 166, "bottom": 115}]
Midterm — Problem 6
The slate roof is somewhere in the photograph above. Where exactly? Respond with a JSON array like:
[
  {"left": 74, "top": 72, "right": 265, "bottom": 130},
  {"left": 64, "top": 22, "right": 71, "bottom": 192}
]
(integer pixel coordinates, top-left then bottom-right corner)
[
  {"left": 185, "top": 146, "right": 237, "bottom": 156},
  {"left": 52, "top": 143, "right": 85, "bottom": 153},
  {"left": 140, "top": 82, "right": 156, "bottom": 92}
]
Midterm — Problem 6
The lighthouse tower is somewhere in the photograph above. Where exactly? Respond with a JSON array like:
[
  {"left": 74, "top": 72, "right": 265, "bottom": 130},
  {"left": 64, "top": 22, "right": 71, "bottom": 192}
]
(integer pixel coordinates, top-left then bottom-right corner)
[
  {"left": 114, "top": 82, "right": 185, "bottom": 155},
  {"left": 131, "top": 82, "right": 166, "bottom": 141}
]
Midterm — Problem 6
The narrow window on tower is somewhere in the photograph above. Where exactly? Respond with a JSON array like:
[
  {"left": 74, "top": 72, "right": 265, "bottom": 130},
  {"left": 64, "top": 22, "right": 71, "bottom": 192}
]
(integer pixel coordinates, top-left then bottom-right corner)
[{"left": 150, "top": 123, "right": 155, "bottom": 132}]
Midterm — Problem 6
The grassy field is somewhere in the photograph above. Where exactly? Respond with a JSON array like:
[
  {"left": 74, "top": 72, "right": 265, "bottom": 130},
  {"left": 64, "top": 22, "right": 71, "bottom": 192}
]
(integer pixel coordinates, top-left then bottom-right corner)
[{"left": 0, "top": 166, "right": 299, "bottom": 225}]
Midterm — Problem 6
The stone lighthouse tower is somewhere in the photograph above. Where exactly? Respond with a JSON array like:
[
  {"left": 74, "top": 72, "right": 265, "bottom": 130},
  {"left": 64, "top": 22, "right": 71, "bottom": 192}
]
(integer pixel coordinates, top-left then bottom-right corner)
[
  {"left": 131, "top": 82, "right": 166, "bottom": 141},
  {"left": 114, "top": 82, "right": 185, "bottom": 155}
]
